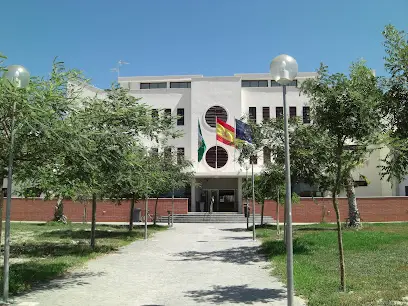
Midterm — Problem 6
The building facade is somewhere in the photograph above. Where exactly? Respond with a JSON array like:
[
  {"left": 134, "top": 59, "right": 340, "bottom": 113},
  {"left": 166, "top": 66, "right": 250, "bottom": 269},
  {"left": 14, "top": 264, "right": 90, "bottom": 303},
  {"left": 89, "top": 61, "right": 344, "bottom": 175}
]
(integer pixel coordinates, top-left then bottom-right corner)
[{"left": 82, "top": 72, "right": 404, "bottom": 214}]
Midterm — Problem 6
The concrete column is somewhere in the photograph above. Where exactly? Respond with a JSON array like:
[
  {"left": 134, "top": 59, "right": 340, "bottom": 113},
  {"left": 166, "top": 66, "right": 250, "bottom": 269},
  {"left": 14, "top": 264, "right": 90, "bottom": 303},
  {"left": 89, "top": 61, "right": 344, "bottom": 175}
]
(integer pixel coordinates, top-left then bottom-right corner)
[
  {"left": 237, "top": 177, "right": 243, "bottom": 213},
  {"left": 191, "top": 178, "right": 196, "bottom": 212}
]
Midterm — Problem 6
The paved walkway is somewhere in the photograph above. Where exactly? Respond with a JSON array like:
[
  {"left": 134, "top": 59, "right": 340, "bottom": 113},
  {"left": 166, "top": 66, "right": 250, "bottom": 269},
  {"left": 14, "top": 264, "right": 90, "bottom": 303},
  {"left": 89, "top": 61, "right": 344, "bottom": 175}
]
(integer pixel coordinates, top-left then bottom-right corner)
[{"left": 14, "top": 223, "right": 305, "bottom": 306}]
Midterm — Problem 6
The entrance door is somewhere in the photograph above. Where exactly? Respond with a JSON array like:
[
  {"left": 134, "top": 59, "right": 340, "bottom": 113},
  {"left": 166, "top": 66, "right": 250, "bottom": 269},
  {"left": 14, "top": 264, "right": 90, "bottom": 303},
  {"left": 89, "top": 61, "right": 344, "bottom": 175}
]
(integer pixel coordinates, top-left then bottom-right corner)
[{"left": 219, "top": 190, "right": 236, "bottom": 212}]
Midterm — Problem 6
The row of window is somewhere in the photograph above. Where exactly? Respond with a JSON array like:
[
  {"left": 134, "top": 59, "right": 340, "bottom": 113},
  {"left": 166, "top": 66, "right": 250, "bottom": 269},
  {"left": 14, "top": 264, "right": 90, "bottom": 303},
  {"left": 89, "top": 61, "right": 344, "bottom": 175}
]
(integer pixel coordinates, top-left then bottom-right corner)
[
  {"left": 150, "top": 147, "right": 185, "bottom": 164},
  {"left": 140, "top": 82, "right": 191, "bottom": 89},
  {"left": 249, "top": 106, "right": 310, "bottom": 123},
  {"left": 139, "top": 80, "right": 297, "bottom": 90},
  {"left": 153, "top": 106, "right": 310, "bottom": 126},
  {"left": 152, "top": 108, "right": 185, "bottom": 126},
  {"left": 241, "top": 80, "right": 298, "bottom": 88}
]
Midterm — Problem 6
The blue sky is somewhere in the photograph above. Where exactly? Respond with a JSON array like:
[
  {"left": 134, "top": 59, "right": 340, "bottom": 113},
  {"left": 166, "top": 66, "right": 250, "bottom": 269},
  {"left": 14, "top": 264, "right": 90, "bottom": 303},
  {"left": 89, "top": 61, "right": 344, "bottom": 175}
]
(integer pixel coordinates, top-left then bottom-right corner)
[{"left": 1, "top": 0, "right": 407, "bottom": 88}]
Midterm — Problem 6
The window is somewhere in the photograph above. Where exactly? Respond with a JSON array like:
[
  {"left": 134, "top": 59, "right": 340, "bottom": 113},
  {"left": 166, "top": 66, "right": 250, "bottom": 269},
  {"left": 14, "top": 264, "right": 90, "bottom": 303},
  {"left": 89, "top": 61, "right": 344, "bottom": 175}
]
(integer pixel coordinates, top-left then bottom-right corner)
[
  {"left": 205, "top": 146, "right": 228, "bottom": 168},
  {"left": 205, "top": 106, "right": 228, "bottom": 128},
  {"left": 286, "top": 80, "right": 298, "bottom": 87},
  {"left": 405, "top": 186, "right": 408, "bottom": 196},
  {"left": 177, "top": 108, "right": 184, "bottom": 126},
  {"left": 290, "top": 107, "right": 297, "bottom": 118},
  {"left": 303, "top": 106, "right": 310, "bottom": 123},
  {"left": 164, "top": 147, "right": 172, "bottom": 159},
  {"left": 241, "top": 80, "right": 268, "bottom": 87},
  {"left": 250, "top": 154, "right": 258, "bottom": 165},
  {"left": 170, "top": 82, "right": 191, "bottom": 88},
  {"left": 263, "top": 147, "right": 271, "bottom": 164},
  {"left": 177, "top": 148, "right": 185, "bottom": 164},
  {"left": 262, "top": 107, "right": 270, "bottom": 121},
  {"left": 249, "top": 107, "right": 257, "bottom": 123},
  {"left": 150, "top": 148, "right": 158, "bottom": 157},
  {"left": 164, "top": 108, "right": 171, "bottom": 117},
  {"left": 151, "top": 109, "right": 158, "bottom": 119},
  {"left": 140, "top": 82, "right": 167, "bottom": 89},
  {"left": 271, "top": 80, "right": 297, "bottom": 87},
  {"left": 276, "top": 107, "right": 283, "bottom": 118}
]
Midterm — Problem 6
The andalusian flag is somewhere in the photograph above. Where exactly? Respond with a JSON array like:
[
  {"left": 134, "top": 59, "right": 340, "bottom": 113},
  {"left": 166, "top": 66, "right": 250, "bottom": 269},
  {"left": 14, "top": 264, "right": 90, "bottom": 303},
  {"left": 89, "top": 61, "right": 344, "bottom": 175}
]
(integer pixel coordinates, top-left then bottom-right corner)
[
  {"left": 198, "top": 120, "right": 206, "bottom": 162},
  {"left": 216, "top": 118, "right": 235, "bottom": 147}
]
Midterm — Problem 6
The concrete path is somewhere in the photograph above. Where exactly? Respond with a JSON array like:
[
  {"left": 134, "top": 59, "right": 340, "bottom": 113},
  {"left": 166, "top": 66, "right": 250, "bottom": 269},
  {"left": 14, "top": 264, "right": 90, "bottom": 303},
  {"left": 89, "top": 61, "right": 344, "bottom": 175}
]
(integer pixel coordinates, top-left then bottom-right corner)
[{"left": 13, "top": 223, "right": 306, "bottom": 306}]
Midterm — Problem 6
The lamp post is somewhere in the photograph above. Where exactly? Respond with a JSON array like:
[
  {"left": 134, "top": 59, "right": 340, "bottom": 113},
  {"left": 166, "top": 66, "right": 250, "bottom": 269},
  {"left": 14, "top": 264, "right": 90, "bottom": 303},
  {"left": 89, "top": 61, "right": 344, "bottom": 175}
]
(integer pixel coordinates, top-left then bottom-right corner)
[
  {"left": 2, "top": 65, "right": 30, "bottom": 303},
  {"left": 270, "top": 54, "right": 298, "bottom": 306}
]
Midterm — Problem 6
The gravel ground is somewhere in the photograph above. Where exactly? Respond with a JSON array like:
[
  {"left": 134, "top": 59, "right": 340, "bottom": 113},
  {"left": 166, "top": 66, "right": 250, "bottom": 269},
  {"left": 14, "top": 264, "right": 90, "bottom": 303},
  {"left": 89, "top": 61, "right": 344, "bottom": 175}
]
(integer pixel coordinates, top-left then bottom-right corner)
[{"left": 13, "top": 223, "right": 306, "bottom": 306}]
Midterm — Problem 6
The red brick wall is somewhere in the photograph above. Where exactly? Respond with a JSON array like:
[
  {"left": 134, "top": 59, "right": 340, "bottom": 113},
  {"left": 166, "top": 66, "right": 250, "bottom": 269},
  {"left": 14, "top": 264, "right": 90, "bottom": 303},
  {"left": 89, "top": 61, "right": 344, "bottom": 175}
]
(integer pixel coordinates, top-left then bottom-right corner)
[
  {"left": 7, "top": 198, "right": 188, "bottom": 222},
  {"left": 243, "top": 197, "right": 408, "bottom": 223},
  {"left": 6, "top": 197, "right": 408, "bottom": 223}
]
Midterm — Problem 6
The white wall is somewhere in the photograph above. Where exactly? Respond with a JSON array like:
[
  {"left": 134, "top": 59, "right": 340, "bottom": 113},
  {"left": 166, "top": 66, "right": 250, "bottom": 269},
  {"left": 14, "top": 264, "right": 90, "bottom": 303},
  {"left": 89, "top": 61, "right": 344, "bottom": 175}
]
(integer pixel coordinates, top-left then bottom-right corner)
[{"left": 190, "top": 77, "right": 242, "bottom": 176}]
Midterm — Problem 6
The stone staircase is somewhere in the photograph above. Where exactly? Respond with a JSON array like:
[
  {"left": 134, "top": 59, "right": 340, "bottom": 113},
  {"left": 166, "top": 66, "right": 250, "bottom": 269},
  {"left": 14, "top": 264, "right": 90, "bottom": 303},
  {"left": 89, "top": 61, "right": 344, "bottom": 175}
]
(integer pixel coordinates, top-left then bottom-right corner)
[{"left": 158, "top": 212, "right": 274, "bottom": 223}]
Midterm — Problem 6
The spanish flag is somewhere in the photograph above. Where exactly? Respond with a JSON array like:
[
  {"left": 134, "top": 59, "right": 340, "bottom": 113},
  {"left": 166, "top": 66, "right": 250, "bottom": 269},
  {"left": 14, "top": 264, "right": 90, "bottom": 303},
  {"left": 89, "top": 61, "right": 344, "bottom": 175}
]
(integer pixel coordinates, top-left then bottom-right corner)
[{"left": 216, "top": 118, "right": 235, "bottom": 147}]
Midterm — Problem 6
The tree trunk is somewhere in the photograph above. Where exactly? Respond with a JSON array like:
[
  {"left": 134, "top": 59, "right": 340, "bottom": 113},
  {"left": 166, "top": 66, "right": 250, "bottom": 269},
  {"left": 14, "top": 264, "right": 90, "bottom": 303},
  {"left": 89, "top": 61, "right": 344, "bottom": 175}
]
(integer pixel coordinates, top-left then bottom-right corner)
[
  {"left": 346, "top": 174, "right": 361, "bottom": 228},
  {"left": 83, "top": 201, "right": 87, "bottom": 224},
  {"left": 171, "top": 188, "right": 175, "bottom": 227},
  {"left": 154, "top": 196, "right": 159, "bottom": 226},
  {"left": 334, "top": 139, "right": 346, "bottom": 292},
  {"left": 90, "top": 193, "right": 97, "bottom": 249},
  {"left": 276, "top": 201, "right": 280, "bottom": 235},
  {"left": 333, "top": 192, "right": 346, "bottom": 292},
  {"left": 53, "top": 195, "right": 66, "bottom": 223},
  {"left": 0, "top": 188, "right": 4, "bottom": 246},
  {"left": 284, "top": 202, "right": 287, "bottom": 245},
  {"left": 129, "top": 193, "right": 135, "bottom": 232},
  {"left": 260, "top": 202, "right": 264, "bottom": 226},
  {"left": 144, "top": 197, "right": 148, "bottom": 240}
]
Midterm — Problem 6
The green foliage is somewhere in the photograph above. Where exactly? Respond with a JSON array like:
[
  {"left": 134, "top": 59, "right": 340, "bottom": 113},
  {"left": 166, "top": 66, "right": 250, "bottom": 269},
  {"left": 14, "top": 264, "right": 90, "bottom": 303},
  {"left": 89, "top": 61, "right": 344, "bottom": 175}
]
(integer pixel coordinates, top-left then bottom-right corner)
[
  {"left": 380, "top": 25, "right": 408, "bottom": 183},
  {"left": 300, "top": 61, "right": 383, "bottom": 194}
]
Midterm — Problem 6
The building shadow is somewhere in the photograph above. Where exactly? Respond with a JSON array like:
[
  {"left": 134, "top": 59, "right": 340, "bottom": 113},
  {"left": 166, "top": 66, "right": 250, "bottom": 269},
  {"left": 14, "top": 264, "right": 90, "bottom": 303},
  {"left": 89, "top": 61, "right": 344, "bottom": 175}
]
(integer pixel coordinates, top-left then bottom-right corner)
[
  {"left": 173, "top": 245, "right": 264, "bottom": 265},
  {"left": 185, "top": 285, "right": 286, "bottom": 304}
]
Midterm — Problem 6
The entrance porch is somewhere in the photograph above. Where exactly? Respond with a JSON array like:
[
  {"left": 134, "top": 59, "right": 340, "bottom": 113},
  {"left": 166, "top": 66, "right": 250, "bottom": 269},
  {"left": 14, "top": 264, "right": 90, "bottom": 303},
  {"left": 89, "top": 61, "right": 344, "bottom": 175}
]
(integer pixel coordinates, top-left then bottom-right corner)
[{"left": 190, "top": 177, "right": 243, "bottom": 213}]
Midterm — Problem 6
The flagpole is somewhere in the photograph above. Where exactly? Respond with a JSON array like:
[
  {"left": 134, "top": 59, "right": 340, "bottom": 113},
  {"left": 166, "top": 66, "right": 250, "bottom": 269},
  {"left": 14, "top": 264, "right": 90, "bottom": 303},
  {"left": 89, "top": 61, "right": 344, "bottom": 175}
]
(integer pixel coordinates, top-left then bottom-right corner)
[{"left": 216, "top": 116, "right": 218, "bottom": 169}]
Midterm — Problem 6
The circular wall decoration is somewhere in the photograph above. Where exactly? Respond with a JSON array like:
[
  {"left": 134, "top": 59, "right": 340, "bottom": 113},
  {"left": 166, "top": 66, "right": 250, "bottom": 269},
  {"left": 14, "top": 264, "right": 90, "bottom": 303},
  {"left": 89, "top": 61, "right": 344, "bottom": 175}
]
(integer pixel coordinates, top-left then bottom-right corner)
[
  {"left": 205, "top": 106, "right": 228, "bottom": 128},
  {"left": 205, "top": 146, "right": 228, "bottom": 169}
]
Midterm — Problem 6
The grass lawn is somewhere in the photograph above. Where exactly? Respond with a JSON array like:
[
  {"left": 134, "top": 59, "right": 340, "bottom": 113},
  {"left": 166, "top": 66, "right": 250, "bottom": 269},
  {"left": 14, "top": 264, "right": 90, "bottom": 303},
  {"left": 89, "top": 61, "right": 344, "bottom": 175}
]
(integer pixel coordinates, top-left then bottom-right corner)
[
  {"left": 0, "top": 222, "right": 166, "bottom": 296},
  {"left": 257, "top": 223, "right": 408, "bottom": 306}
]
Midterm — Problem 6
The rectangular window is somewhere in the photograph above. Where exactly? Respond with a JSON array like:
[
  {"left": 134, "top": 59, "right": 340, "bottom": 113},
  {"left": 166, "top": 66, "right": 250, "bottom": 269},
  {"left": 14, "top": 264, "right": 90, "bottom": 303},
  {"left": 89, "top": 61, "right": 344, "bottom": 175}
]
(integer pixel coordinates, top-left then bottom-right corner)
[
  {"left": 164, "top": 108, "right": 171, "bottom": 117},
  {"left": 249, "top": 107, "right": 257, "bottom": 123},
  {"left": 287, "top": 80, "right": 298, "bottom": 87},
  {"left": 276, "top": 107, "right": 283, "bottom": 118},
  {"left": 271, "top": 80, "right": 297, "bottom": 87},
  {"left": 164, "top": 147, "right": 172, "bottom": 159},
  {"left": 242, "top": 80, "right": 268, "bottom": 87},
  {"left": 262, "top": 107, "right": 270, "bottom": 121},
  {"left": 263, "top": 147, "right": 271, "bottom": 164},
  {"left": 303, "top": 106, "right": 310, "bottom": 123},
  {"left": 151, "top": 109, "right": 158, "bottom": 119},
  {"left": 140, "top": 82, "right": 167, "bottom": 89},
  {"left": 170, "top": 82, "right": 191, "bottom": 88},
  {"left": 151, "top": 148, "right": 158, "bottom": 157},
  {"left": 290, "top": 107, "right": 297, "bottom": 118},
  {"left": 405, "top": 186, "right": 408, "bottom": 196},
  {"left": 177, "top": 147, "right": 185, "bottom": 164},
  {"left": 177, "top": 108, "right": 184, "bottom": 126},
  {"left": 250, "top": 155, "right": 258, "bottom": 165}
]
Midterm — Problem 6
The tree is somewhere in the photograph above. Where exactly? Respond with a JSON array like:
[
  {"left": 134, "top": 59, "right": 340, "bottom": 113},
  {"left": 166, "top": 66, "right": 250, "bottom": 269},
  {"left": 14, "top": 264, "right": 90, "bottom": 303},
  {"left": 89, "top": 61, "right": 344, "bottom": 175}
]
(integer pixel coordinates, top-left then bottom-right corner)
[
  {"left": 1, "top": 58, "right": 88, "bottom": 242},
  {"left": 380, "top": 25, "right": 408, "bottom": 183},
  {"left": 300, "top": 61, "right": 383, "bottom": 292}
]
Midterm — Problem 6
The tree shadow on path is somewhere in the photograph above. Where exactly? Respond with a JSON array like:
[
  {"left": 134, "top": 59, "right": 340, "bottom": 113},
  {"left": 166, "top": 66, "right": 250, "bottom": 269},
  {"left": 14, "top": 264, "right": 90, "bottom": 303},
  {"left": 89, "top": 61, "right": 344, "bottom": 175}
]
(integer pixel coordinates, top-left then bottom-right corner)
[
  {"left": 185, "top": 285, "right": 286, "bottom": 304},
  {"left": 173, "top": 245, "right": 264, "bottom": 265}
]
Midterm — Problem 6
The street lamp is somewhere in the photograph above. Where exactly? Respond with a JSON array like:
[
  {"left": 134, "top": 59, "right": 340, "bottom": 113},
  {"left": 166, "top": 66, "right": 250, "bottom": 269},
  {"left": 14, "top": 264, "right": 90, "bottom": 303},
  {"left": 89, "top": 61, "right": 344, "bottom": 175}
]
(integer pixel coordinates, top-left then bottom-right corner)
[
  {"left": 2, "top": 65, "right": 30, "bottom": 303},
  {"left": 270, "top": 54, "right": 298, "bottom": 306}
]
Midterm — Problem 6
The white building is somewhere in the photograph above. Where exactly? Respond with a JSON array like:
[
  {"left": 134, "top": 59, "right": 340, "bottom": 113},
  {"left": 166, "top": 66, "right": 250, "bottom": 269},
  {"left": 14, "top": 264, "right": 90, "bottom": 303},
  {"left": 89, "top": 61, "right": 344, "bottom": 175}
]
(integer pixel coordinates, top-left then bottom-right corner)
[{"left": 82, "top": 72, "right": 404, "bottom": 213}]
